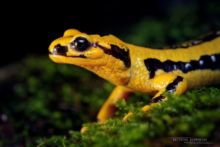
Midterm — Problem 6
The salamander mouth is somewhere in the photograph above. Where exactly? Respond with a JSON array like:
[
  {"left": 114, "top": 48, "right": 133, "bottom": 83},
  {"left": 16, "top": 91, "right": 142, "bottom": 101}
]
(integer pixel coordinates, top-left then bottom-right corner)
[{"left": 49, "top": 44, "right": 86, "bottom": 58}]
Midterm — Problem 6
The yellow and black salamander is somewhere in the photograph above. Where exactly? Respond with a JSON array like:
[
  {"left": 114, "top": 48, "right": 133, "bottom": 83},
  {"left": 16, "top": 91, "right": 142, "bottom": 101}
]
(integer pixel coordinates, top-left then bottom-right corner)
[{"left": 49, "top": 29, "right": 220, "bottom": 124}]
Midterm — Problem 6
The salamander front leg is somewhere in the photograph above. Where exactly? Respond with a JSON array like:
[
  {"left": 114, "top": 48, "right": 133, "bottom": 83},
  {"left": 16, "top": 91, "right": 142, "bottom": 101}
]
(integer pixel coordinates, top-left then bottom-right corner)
[
  {"left": 97, "top": 86, "right": 132, "bottom": 122},
  {"left": 81, "top": 86, "right": 132, "bottom": 133}
]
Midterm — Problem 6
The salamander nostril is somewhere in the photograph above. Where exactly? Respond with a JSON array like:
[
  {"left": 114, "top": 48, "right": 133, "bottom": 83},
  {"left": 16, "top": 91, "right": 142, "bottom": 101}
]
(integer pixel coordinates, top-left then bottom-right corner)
[{"left": 53, "top": 44, "right": 68, "bottom": 56}]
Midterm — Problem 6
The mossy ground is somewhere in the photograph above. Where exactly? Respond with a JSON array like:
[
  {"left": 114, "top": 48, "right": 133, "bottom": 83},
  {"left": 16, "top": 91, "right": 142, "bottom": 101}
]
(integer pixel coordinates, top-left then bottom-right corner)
[
  {"left": 36, "top": 86, "right": 220, "bottom": 147},
  {"left": 1, "top": 2, "right": 220, "bottom": 146}
]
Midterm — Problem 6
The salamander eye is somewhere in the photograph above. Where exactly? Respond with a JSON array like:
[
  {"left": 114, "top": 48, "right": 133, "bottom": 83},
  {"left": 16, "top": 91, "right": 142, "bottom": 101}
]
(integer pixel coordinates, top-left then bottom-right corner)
[{"left": 70, "top": 37, "right": 91, "bottom": 51}]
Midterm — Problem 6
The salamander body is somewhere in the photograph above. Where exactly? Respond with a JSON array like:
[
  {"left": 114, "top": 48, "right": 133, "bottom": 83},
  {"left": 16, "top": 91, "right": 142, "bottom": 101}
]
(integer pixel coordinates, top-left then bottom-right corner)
[{"left": 49, "top": 29, "right": 220, "bottom": 123}]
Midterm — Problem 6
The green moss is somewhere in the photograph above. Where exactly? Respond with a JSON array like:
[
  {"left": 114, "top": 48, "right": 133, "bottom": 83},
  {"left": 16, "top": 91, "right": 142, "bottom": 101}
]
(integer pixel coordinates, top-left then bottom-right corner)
[{"left": 37, "top": 87, "right": 220, "bottom": 146}]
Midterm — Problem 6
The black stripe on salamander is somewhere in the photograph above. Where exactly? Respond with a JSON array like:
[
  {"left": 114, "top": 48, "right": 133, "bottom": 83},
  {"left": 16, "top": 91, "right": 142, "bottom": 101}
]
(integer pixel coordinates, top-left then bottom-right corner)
[
  {"left": 144, "top": 53, "right": 220, "bottom": 79},
  {"left": 51, "top": 44, "right": 86, "bottom": 58},
  {"left": 53, "top": 44, "right": 68, "bottom": 56},
  {"left": 166, "top": 76, "right": 183, "bottom": 93},
  {"left": 96, "top": 43, "right": 131, "bottom": 67},
  {"left": 169, "top": 30, "right": 220, "bottom": 48},
  {"left": 151, "top": 95, "right": 165, "bottom": 103},
  {"left": 151, "top": 76, "right": 183, "bottom": 103}
]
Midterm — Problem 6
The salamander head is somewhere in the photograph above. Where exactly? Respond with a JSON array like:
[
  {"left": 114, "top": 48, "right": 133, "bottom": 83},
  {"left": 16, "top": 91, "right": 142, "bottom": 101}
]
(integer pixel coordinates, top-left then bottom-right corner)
[{"left": 49, "top": 29, "right": 131, "bottom": 85}]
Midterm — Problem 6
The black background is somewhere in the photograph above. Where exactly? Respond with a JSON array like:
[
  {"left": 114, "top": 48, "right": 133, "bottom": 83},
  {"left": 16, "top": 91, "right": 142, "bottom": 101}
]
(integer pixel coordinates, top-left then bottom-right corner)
[{"left": 1, "top": 0, "right": 219, "bottom": 66}]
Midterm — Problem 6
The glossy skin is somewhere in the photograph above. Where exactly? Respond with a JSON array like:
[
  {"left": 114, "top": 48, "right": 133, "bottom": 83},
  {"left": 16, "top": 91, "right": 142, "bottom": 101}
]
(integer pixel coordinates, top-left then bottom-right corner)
[{"left": 49, "top": 29, "right": 220, "bottom": 123}]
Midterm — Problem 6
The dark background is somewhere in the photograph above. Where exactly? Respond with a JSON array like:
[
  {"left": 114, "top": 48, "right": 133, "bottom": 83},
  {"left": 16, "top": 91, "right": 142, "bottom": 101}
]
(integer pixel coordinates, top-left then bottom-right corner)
[{"left": 1, "top": 0, "right": 220, "bottom": 66}]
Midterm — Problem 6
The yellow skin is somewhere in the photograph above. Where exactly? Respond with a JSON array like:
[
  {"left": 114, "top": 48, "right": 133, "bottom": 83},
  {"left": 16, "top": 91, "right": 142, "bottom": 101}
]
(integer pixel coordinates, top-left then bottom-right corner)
[{"left": 49, "top": 29, "right": 220, "bottom": 126}]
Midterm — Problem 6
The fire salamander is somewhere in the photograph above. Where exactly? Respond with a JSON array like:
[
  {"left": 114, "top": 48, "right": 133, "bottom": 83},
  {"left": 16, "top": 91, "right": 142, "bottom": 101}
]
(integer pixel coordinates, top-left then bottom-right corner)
[{"left": 49, "top": 29, "right": 220, "bottom": 126}]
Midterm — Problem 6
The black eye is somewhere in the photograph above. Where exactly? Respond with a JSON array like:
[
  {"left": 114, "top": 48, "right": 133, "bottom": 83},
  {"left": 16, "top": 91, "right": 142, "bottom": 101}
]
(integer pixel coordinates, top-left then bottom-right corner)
[{"left": 70, "top": 37, "right": 91, "bottom": 51}]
